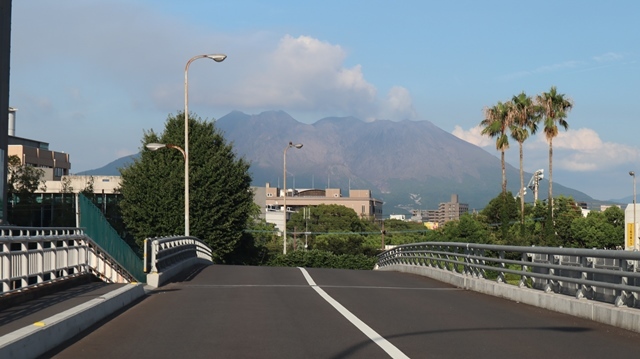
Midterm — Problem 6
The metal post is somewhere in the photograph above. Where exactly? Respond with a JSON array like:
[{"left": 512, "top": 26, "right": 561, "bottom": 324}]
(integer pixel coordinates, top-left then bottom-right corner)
[
  {"left": 632, "top": 171, "right": 637, "bottom": 251},
  {"left": 183, "top": 54, "right": 226, "bottom": 237},
  {"left": 283, "top": 141, "right": 303, "bottom": 254},
  {"left": 283, "top": 145, "right": 287, "bottom": 254}
]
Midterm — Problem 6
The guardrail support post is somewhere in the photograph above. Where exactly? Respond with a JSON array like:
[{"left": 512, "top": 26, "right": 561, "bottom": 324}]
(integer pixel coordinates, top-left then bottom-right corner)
[{"left": 497, "top": 250, "right": 506, "bottom": 283}]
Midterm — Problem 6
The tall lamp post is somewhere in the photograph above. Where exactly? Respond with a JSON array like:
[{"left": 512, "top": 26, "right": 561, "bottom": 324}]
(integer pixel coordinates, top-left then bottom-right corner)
[
  {"left": 146, "top": 143, "right": 187, "bottom": 233},
  {"left": 631, "top": 171, "right": 637, "bottom": 250},
  {"left": 184, "top": 54, "right": 226, "bottom": 236},
  {"left": 283, "top": 141, "right": 303, "bottom": 254}
]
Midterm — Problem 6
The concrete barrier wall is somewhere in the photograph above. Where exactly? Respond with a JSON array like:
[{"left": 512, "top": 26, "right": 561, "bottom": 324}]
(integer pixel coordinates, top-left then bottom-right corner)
[
  {"left": 378, "top": 264, "right": 640, "bottom": 334},
  {"left": 0, "top": 283, "right": 145, "bottom": 359},
  {"left": 146, "top": 258, "right": 212, "bottom": 288}
]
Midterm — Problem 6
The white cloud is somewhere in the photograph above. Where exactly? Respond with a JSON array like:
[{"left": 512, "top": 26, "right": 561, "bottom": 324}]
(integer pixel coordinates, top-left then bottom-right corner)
[
  {"left": 454, "top": 124, "right": 640, "bottom": 174},
  {"left": 554, "top": 128, "right": 603, "bottom": 150},
  {"left": 499, "top": 60, "right": 581, "bottom": 81},
  {"left": 378, "top": 86, "right": 417, "bottom": 121},
  {"left": 221, "top": 35, "right": 415, "bottom": 121},
  {"left": 452, "top": 125, "right": 493, "bottom": 147},
  {"left": 527, "top": 128, "right": 640, "bottom": 172},
  {"left": 593, "top": 52, "right": 623, "bottom": 62}
]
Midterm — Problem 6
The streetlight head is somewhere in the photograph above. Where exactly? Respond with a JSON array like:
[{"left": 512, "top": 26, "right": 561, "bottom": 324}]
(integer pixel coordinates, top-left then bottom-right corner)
[
  {"left": 288, "top": 142, "right": 303, "bottom": 149},
  {"left": 631, "top": 171, "right": 636, "bottom": 177},
  {"left": 146, "top": 143, "right": 167, "bottom": 151},
  {"left": 206, "top": 54, "right": 227, "bottom": 62}
]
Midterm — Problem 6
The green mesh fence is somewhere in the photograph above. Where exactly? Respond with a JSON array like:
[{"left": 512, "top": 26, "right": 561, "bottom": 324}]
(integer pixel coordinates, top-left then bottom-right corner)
[{"left": 78, "top": 194, "right": 145, "bottom": 282}]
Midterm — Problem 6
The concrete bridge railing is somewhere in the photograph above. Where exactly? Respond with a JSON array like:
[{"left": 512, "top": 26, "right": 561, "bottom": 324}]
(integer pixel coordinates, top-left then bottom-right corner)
[
  {"left": 377, "top": 242, "right": 640, "bottom": 333},
  {"left": 143, "top": 236, "right": 213, "bottom": 288}
]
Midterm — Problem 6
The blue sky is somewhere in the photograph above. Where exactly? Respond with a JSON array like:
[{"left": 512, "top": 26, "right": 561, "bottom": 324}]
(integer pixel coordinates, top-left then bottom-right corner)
[{"left": 9, "top": 0, "right": 640, "bottom": 201}]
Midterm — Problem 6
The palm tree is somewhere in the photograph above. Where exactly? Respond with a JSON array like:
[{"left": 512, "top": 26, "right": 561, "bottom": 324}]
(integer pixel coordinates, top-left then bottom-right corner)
[
  {"left": 481, "top": 101, "right": 511, "bottom": 195},
  {"left": 535, "top": 86, "right": 573, "bottom": 218},
  {"left": 509, "top": 92, "right": 539, "bottom": 228}
]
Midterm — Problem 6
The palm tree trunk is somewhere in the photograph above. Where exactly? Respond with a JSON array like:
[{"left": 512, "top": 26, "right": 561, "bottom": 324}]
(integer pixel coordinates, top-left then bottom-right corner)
[
  {"left": 501, "top": 150, "right": 506, "bottom": 195},
  {"left": 549, "top": 138, "right": 554, "bottom": 218},
  {"left": 519, "top": 142, "right": 524, "bottom": 227}
]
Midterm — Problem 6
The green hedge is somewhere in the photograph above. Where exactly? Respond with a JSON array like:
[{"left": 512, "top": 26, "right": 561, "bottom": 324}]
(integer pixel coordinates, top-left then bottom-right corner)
[{"left": 267, "top": 249, "right": 377, "bottom": 270}]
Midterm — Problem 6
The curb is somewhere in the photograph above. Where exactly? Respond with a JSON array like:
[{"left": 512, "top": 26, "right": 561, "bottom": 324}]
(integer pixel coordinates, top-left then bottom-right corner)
[{"left": 0, "top": 283, "right": 146, "bottom": 359}]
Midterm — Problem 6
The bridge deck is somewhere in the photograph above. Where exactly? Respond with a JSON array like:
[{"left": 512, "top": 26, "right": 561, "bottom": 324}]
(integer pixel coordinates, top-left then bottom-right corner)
[{"left": 41, "top": 265, "right": 640, "bottom": 358}]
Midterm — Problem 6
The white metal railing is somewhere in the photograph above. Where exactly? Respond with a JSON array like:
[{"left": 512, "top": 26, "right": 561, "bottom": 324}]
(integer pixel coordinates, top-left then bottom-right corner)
[
  {"left": 144, "top": 236, "right": 212, "bottom": 274},
  {"left": 0, "top": 227, "right": 136, "bottom": 296},
  {"left": 377, "top": 242, "right": 640, "bottom": 308}
]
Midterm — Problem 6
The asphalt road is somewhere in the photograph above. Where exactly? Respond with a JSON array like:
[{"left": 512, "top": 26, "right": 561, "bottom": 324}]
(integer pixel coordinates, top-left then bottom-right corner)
[{"left": 44, "top": 265, "right": 640, "bottom": 358}]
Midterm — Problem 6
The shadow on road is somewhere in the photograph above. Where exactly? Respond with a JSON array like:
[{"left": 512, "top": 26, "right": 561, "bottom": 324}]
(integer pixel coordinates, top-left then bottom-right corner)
[{"left": 329, "top": 326, "right": 592, "bottom": 359}]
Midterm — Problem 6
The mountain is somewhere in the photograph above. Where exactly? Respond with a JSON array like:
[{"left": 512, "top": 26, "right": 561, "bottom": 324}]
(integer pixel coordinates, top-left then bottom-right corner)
[
  {"left": 76, "top": 154, "right": 138, "bottom": 176},
  {"left": 79, "top": 110, "right": 602, "bottom": 213},
  {"left": 214, "top": 111, "right": 596, "bottom": 212}
]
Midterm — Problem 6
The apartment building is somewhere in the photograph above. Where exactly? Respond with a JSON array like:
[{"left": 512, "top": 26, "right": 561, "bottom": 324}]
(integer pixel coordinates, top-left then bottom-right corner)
[
  {"left": 407, "top": 194, "right": 468, "bottom": 227},
  {"left": 7, "top": 108, "right": 70, "bottom": 181}
]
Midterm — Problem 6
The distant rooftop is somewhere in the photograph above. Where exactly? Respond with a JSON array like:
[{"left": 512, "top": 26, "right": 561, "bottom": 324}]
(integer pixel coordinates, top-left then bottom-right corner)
[{"left": 8, "top": 135, "right": 49, "bottom": 150}]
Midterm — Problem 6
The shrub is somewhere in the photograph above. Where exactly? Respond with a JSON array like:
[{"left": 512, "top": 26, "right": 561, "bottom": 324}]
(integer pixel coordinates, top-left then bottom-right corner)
[{"left": 267, "top": 249, "right": 378, "bottom": 270}]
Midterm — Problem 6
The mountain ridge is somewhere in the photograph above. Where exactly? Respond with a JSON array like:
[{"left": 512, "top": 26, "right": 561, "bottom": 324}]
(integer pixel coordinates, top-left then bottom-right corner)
[{"left": 78, "top": 110, "right": 606, "bottom": 212}]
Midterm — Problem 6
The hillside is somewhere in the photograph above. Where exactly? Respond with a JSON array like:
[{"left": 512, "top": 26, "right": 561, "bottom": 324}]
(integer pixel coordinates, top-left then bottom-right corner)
[
  {"left": 214, "top": 111, "right": 595, "bottom": 212},
  {"left": 79, "top": 110, "right": 599, "bottom": 213}
]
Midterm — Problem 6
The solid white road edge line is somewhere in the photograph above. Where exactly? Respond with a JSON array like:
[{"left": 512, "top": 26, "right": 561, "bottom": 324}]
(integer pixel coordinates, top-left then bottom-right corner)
[{"left": 298, "top": 267, "right": 410, "bottom": 359}]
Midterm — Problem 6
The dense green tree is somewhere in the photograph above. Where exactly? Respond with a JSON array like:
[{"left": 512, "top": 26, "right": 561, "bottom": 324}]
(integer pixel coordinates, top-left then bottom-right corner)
[
  {"left": 286, "top": 204, "right": 376, "bottom": 254},
  {"left": 571, "top": 210, "right": 623, "bottom": 249},
  {"left": 119, "top": 112, "right": 253, "bottom": 262},
  {"left": 7, "top": 155, "right": 45, "bottom": 197},
  {"left": 383, "top": 219, "right": 429, "bottom": 245},
  {"left": 313, "top": 233, "right": 377, "bottom": 256},
  {"left": 552, "top": 196, "right": 583, "bottom": 246},
  {"left": 479, "top": 191, "right": 519, "bottom": 243},
  {"left": 232, "top": 203, "right": 280, "bottom": 265},
  {"left": 602, "top": 205, "right": 625, "bottom": 228},
  {"left": 440, "top": 213, "right": 491, "bottom": 244},
  {"left": 287, "top": 204, "right": 368, "bottom": 234},
  {"left": 7, "top": 155, "right": 46, "bottom": 225}
]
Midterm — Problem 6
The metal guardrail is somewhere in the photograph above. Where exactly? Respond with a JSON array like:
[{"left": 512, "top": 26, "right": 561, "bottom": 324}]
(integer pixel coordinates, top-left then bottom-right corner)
[
  {"left": 143, "top": 236, "right": 213, "bottom": 274},
  {"left": 377, "top": 242, "right": 640, "bottom": 308},
  {"left": 0, "top": 227, "right": 137, "bottom": 296}
]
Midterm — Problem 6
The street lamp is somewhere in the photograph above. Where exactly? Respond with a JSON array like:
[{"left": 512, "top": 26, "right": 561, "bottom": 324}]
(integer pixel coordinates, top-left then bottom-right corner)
[
  {"left": 146, "top": 142, "right": 187, "bottom": 234},
  {"left": 146, "top": 143, "right": 186, "bottom": 159},
  {"left": 283, "top": 141, "right": 303, "bottom": 254},
  {"left": 184, "top": 53, "right": 226, "bottom": 237},
  {"left": 631, "top": 171, "right": 637, "bottom": 250}
]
